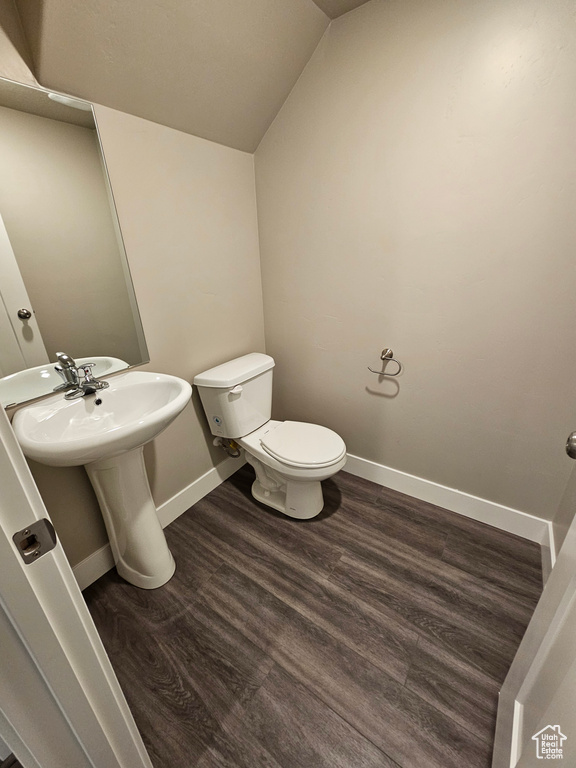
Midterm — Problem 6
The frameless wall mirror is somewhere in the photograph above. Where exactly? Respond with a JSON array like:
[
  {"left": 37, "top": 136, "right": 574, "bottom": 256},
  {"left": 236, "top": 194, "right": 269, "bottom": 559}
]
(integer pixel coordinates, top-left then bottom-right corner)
[{"left": 0, "top": 76, "right": 149, "bottom": 407}]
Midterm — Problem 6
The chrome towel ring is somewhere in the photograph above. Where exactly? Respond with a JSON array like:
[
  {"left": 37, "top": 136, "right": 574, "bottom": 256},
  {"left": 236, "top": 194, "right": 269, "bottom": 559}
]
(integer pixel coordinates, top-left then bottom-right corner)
[{"left": 368, "top": 348, "right": 402, "bottom": 377}]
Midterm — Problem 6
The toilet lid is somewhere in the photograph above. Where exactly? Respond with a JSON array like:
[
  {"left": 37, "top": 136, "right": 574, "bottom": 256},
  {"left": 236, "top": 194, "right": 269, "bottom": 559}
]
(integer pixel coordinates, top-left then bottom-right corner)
[{"left": 260, "top": 421, "right": 346, "bottom": 468}]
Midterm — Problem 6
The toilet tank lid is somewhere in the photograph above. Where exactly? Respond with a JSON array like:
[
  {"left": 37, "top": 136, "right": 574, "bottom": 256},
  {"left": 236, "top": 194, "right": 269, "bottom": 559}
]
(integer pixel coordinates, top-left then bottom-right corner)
[{"left": 193, "top": 353, "right": 274, "bottom": 388}]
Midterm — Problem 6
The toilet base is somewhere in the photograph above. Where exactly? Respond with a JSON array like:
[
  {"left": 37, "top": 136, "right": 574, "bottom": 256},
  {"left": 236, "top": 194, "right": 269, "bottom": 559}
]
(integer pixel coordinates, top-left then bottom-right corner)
[
  {"left": 245, "top": 453, "right": 325, "bottom": 519},
  {"left": 251, "top": 478, "right": 324, "bottom": 520}
]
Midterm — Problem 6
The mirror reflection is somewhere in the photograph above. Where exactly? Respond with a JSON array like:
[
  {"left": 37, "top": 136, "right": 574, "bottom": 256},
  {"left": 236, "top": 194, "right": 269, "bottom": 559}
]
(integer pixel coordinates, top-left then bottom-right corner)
[{"left": 0, "top": 77, "right": 148, "bottom": 407}]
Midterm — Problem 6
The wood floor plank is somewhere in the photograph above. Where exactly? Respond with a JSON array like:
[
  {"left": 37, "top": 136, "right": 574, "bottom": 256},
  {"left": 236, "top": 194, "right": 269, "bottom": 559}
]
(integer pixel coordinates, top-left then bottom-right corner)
[
  {"left": 330, "top": 549, "right": 530, "bottom": 683},
  {"left": 326, "top": 492, "right": 536, "bottom": 632},
  {"left": 321, "top": 475, "right": 448, "bottom": 559},
  {"left": 86, "top": 569, "right": 274, "bottom": 767},
  {"left": 233, "top": 664, "right": 400, "bottom": 768},
  {"left": 164, "top": 522, "right": 225, "bottom": 598},
  {"left": 199, "top": 473, "right": 344, "bottom": 579},
  {"left": 441, "top": 530, "right": 542, "bottom": 602},
  {"left": 195, "top": 720, "right": 284, "bottom": 768},
  {"left": 175, "top": 498, "right": 418, "bottom": 684},
  {"left": 405, "top": 634, "right": 500, "bottom": 740},
  {"left": 195, "top": 563, "right": 493, "bottom": 768},
  {"left": 322, "top": 509, "right": 537, "bottom": 636},
  {"left": 86, "top": 592, "right": 206, "bottom": 766},
  {"left": 84, "top": 527, "right": 224, "bottom": 628},
  {"left": 84, "top": 568, "right": 188, "bottom": 628},
  {"left": 376, "top": 483, "right": 542, "bottom": 582},
  {"left": 194, "top": 665, "right": 398, "bottom": 768}
]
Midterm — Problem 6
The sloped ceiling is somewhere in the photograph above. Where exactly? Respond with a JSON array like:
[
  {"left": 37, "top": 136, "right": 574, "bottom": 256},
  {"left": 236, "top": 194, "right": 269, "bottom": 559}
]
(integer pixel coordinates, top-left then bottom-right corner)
[
  {"left": 14, "top": 0, "right": 339, "bottom": 152},
  {"left": 311, "top": 0, "right": 372, "bottom": 18},
  {"left": 0, "top": 0, "right": 37, "bottom": 85},
  {"left": 13, "top": 0, "right": 372, "bottom": 152}
]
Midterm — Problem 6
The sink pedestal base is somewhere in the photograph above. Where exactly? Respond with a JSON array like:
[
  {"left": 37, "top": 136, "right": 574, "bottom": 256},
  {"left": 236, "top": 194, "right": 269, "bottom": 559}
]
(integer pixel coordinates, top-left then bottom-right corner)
[{"left": 86, "top": 446, "right": 175, "bottom": 589}]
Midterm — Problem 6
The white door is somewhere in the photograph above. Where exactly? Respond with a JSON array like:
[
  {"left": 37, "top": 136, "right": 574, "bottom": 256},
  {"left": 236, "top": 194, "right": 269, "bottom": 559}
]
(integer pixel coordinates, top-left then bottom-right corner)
[
  {"left": 0, "top": 213, "right": 48, "bottom": 374},
  {"left": 0, "top": 405, "right": 153, "bottom": 768},
  {"left": 0, "top": 289, "right": 24, "bottom": 376},
  {"left": 493, "top": 459, "right": 576, "bottom": 767}
]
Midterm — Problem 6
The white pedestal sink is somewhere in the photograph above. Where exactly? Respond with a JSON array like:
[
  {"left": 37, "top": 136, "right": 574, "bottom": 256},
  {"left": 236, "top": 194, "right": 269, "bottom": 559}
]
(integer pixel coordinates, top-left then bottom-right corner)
[{"left": 12, "top": 371, "right": 192, "bottom": 589}]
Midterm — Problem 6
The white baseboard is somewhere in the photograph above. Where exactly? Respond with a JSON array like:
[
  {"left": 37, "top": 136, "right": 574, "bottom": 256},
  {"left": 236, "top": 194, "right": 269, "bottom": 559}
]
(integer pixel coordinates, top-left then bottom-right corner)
[
  {"left": 72, "top": 455, "right": 244, "bottom": 590},
  {"left": 540, "top": 521, "right": 556, "bottom": 584},
  {"left": 73, "top": 543, "right": 115, "bottom": 592},
  {"left": 344, "top": 453, "right": 550, "bottom": 545},
  {"left": 156, "top": 455, "right": 244, "bottom": 528}
]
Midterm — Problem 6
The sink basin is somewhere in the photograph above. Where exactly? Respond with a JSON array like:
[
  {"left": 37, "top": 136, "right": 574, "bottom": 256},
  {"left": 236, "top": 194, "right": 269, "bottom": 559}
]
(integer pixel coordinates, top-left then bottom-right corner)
[
  {"left": 0, "top": 356, "right": 128, "bottom": 408},
  {"left": 12, "top": 370, "right": 191, "bottom": 466},
  {"left": 13, "top": 370, "right": 192, "bottom": 590}
]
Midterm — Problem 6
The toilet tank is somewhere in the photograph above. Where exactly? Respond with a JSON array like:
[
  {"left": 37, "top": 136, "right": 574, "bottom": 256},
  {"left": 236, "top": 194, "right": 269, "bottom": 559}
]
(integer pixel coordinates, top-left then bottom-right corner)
[{"left": 193, "top": 353, "right": 275, "bottom": 438}]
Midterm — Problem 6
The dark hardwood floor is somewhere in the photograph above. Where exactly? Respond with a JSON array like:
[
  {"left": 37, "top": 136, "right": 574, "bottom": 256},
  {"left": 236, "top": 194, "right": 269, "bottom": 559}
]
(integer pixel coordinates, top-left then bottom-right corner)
[{"left": 83, "top": 465, "right": 542, "bottom": 768}]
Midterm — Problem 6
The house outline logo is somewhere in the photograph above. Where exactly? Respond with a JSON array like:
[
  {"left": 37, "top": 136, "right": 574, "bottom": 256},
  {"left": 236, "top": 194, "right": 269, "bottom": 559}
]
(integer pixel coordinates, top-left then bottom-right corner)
[{"left": 532, "top": 725, "right": 567, "bottom": 759}]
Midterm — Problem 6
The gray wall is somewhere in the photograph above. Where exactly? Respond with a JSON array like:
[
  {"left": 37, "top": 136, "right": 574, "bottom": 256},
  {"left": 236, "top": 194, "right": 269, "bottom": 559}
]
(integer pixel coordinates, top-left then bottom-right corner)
[{"left": 255, "top": 0, "right": 576, "bottom": 520}]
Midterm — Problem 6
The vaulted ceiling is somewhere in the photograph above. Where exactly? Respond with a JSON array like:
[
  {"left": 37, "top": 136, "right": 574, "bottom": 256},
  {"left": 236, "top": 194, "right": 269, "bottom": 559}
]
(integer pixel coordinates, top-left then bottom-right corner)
[
  {"left": 13, "top": 0, "right": 372, "bottom": 152},
  {"left": 311, "top": 0, "right": 372, "bottom": 18}
]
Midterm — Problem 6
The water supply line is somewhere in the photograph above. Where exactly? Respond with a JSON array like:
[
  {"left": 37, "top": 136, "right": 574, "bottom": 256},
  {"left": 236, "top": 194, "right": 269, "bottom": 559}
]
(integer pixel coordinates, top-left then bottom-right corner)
[{"left": 213, "top": 437, "right": 242, "bottom": 458}]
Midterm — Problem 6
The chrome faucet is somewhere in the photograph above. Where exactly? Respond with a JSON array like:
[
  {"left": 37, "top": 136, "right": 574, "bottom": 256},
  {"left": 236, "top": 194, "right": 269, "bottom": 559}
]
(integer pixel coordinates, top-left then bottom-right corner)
[
  {"left": 53, "top": 351, "right": 80, "bottom": 391},
  {"left": 53, "top": 352, "right": 110, "bottom": 399},
  {"left": 64, "top": 363, "right": 110, "bottom": 400}
]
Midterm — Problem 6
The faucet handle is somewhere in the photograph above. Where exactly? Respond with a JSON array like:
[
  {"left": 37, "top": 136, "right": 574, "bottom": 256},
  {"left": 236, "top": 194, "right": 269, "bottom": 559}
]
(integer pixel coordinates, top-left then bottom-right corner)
[
  {"left": 78, "top": 363, "right": 96, "bottom": 380},
  {"left": 77, "top": 364, "right": 109, "bottom": 393}
]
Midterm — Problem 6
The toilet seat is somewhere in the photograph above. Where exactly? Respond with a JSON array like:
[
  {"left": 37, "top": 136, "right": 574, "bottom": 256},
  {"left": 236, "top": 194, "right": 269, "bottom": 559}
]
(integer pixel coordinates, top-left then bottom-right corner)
[{"left": 260, "top": 421, "right": 346, "bottom": 469}]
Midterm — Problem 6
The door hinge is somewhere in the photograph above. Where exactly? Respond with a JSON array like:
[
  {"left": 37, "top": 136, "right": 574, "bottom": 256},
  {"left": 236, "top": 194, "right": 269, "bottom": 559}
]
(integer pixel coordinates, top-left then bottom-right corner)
[{"left": 13, "top": 519, "right": 57, "bottom": 564}]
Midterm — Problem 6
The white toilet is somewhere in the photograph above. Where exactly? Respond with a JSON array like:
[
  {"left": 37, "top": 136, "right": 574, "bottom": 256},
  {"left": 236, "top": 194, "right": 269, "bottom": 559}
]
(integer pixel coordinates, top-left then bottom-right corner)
[{"left": 194, "top": 353, "right": 346, "bottom": 519}]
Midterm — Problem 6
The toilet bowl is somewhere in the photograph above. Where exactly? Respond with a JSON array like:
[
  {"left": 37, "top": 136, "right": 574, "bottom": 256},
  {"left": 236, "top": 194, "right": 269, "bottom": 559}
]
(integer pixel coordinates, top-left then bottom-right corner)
[
  {"left": 194, "top": 354, "right": 346, "bottom": 519},
  {"left": 239, "top": 419, "right": 346, "bottom": 519}
]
